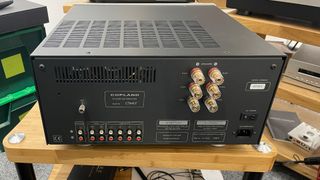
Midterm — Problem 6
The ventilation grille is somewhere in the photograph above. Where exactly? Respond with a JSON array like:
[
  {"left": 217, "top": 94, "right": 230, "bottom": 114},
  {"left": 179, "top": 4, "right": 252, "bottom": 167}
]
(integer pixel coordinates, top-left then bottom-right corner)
[
  {"left": 104, "top": 21, "right": 121, "bottom": 48},
  {"left": 44, "top": 20, "right": 219, "bottom": 49},
  {"left": 64, "top": 21, "right": 91, "bottom": 48},
  {"left": 43, "top": 21, "right": 75, "bottom": 47},
  {"left": 84, "top": 21, "right": 106, "bottom": 48},
  {"left": 54, "top": 66, "right": 156, "bottom": 83}
]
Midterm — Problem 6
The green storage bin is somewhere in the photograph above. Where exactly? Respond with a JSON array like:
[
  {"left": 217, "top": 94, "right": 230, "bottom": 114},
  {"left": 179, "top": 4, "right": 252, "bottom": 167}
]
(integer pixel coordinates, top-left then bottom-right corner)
[
  {"left": 0, "top": 26, "right": 46, "bottom": 151},
  {"left": 0, "top": 25, "right": 45, "bottom": 98}
]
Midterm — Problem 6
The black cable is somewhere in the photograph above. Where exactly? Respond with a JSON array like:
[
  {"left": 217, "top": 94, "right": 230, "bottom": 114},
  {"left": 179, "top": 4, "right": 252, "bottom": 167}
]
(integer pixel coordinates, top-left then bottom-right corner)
[
  {"left": 280, "top": 156, "right": 320, "bottom": 165},
  {"left": 147, "top": 170, "right": 205, "bottom": 180},
  {"left": 291, "top": 41, "right": 299, "bottom": 50},
  {"left": 135, "top": 167, "right": 148, "bottom": 180},
  {"left": 148, "top": 170, "right": 175, "bottom": 180},
  {"left": 296, "top": 157, "right": 320, "bottom": 165}
]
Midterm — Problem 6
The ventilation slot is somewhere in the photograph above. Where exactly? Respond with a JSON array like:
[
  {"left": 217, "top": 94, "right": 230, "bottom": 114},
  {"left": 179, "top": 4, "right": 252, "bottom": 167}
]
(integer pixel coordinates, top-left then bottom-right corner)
[
  {"left": 54, "top": 66, "right": 156, "bottom": 83},
  {"left": 63, "top": 21, "right": 91, "bottom": 48},
  {"left": 170, "top": 21, "right": 199, "bottom": 48},
  {"left": 103, "top": 21, "right": 121, "bottom": 48},
  {"left": 140, "top": 21, "right": 159, "bottom": 48},
  {"left": 155, "top": 21, "right": 179, "bottom": 48},
  {"left": 43, "top": 21, "right": 75, "bottom": 47},
  {"left": 83, "top": 21, "right": 106, "bottom": 48},
  {"left": 185, "top": 21, "right": 219, "bottom": 48},
  {"left": 44, "top": 20, "right": 219, "bottom": 49},
  {"left": 123, "top": 21, "right": 139, "bottom": 48}
]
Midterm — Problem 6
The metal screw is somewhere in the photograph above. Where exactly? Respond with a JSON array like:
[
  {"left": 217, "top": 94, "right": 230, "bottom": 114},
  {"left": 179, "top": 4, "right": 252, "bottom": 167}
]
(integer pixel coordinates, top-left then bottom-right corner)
[
  {"left": 271, "top": 64, "right": 277, "bottom": 70},
  {"left": 39, "top": 64, "right": 45, "bottom": 70}
]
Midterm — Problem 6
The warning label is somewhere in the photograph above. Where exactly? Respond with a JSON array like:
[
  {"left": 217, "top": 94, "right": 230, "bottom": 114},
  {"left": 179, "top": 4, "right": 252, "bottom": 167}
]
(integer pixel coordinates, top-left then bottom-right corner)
[{"left": 156, "top": 132, "right": 188, "bottom": 142}]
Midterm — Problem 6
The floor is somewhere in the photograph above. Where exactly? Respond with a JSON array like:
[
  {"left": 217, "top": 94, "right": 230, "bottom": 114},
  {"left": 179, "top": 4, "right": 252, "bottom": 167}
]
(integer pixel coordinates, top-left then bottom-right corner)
[{"left": 0, "top": 0, "right": 311, "bottom": 180}]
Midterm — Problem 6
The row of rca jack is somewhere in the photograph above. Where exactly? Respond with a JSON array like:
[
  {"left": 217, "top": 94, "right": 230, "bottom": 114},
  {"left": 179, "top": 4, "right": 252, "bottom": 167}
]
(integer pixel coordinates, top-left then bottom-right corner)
[
  {"left": 107, "top": 129, "right": 142, "bottom": 142},
  {"left": 77, "top": 128, "right": 142, "bottom": 142},
  {"left": 187, "top": 67, "right": 224, "bottom": 113}
]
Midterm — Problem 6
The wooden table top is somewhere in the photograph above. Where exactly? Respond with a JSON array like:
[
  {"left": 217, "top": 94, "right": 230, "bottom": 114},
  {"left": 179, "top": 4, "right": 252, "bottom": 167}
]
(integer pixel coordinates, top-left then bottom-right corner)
[
  {"left": 229, "top": 12, "right": 320, "bottom": 47},
  {"left": 3, "top": 103, "right": 277, "bottom": 172}
]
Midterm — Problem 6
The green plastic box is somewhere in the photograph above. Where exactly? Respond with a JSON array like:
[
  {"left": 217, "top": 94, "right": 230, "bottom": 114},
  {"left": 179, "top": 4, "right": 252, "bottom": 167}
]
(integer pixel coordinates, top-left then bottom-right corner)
[{"left": 0, "top": 26, "right": 46, "bottom": 151}]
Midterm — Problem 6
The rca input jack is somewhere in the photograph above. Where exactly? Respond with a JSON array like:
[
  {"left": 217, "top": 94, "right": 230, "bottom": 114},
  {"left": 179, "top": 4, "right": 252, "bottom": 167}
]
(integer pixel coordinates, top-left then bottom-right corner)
[
  {"left": 108, "top": 129, "right": 114, "bottom": 135},
  {"left": 89, "top": 136, "right": 96, "bottom": 141},
  {"left": 136, "top": 129, "right": 142, "bottom": 135},
  {"left": 204, "top": 96, "right": 219, "bottom": 113},
  {"left": 99, "top": 136, "right": 105, "bottom": 141},
  {"left": 127, "top": 129, "right": 133, "bottom": 135},
  {"left": 188, "top": 82, "right": 203, "bottom": 100},
  {"left": 108, "top": 136, "right": 114, "bottom": 141},
  {"left": 118, "top": 136, "right": 123, "bottom": 141},
  {"left": 77, "top": 129, "right": 84, "bottom": 135},
  {"left": 127, "top": 136, "right": 132, "bottom": 141},
  {"left": 208, "top": 67, "right": 224, "bottom": 85},
  {"left": 187, "top": 96, "right": 201, "bottom": 113},
  {"left": 136, "top": 136, "right": 142, "bottom": 141},
  {"left": 89, "top": 129, "right": 95, "bottom": 135},
  {"left": 206, "top": 82, "right": 221, "bottom": 99},
  {"left": 78, "top": 136, "right": 84, "bottom": 142},
  {"left": 99, "top": 129, "right": 104, "bottom": 135},
  {"left": 190, "top": 67, "right": 205, "bottom": 85}
]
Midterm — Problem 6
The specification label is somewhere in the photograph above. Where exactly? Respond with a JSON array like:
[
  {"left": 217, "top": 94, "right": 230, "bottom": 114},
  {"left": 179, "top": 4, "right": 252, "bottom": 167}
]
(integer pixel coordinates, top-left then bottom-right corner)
[{"left": 105, "top": 91, "right": 145, "bottom": 108}]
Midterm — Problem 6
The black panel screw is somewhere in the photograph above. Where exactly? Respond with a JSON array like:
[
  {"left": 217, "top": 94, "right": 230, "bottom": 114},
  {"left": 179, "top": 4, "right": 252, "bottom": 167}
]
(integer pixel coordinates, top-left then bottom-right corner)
[
  {"left": 39, "top": 64, "right": 45, "bottom": 71},
  {"left": 271, "top": 64, "right": 277, "bottom": 70}
]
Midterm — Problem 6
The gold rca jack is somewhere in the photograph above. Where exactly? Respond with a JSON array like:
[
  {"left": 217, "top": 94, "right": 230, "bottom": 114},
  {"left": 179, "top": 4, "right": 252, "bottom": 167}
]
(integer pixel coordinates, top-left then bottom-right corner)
[
  {"left": 187, "top": 96, "right": 201, "bottom": 113},
  {"left": 208, "top": 67, "right": 224, "bottom": 85},
  {"left": 190, "top": 67, "right": 205, "bottom": 85},
  {"left": 206, "top": 82, "right": 221, "bottom": 99},
  {"left": 188, "top": 82, "right": 203, "bottom": 100},
  {"left": 204, "top": 96, "right": 218, "bottom": 113}
]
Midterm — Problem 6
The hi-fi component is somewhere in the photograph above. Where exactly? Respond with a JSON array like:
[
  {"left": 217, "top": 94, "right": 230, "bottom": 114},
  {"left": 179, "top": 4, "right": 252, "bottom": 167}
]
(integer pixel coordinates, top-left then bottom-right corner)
[
  {"left": 288, "top": 122, "right": 320, "bottom": 152},
  {"left": 283, "top": 44, "right": 320, "bottom": 92},
  {"left": 31, "top": 4, "right": 286, "bottom": 145}
]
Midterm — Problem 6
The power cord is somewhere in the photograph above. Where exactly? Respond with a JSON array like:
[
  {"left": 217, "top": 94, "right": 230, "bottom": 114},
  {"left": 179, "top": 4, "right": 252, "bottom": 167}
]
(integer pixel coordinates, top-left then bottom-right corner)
[
  {"left": 146, "top": 170, "right": 205, "bottom": 180},
  {"left": 280, "top": 154, "right": 320, "bottom": 165}
]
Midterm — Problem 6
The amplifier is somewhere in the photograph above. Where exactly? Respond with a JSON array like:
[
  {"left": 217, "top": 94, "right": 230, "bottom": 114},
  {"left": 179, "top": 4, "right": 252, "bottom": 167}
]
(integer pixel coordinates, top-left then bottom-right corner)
[
  {"left": 31, "top": 4, "right": 286, "bottom": 145},
  {"left": 283, "top": 44, "right": 320, "bottom": 92}
]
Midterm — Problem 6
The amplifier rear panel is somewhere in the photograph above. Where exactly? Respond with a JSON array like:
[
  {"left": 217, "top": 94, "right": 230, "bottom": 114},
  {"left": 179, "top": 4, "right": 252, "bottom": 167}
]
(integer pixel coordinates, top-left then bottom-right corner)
[{"left": 33, "top": 57, "right": 283, "bottom": 144}]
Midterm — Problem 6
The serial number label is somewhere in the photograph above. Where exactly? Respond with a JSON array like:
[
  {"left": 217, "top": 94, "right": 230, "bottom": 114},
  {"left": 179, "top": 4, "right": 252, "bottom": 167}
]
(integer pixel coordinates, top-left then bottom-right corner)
[
  {"left": 245, "top": 82, "right": 271, "bottom": 92},
  {"left": 105, "top": 91, "right": 145, "bottom": 108},
  {"left": 192, "top": 132, "right": 225, "bottom": 142}
]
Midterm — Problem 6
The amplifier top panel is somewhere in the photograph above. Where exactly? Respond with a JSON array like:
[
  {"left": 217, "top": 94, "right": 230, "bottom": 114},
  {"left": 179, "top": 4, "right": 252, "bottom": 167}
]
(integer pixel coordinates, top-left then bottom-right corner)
[{"left": 32, "top": 4, "right": 284, "bottom": 58}]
